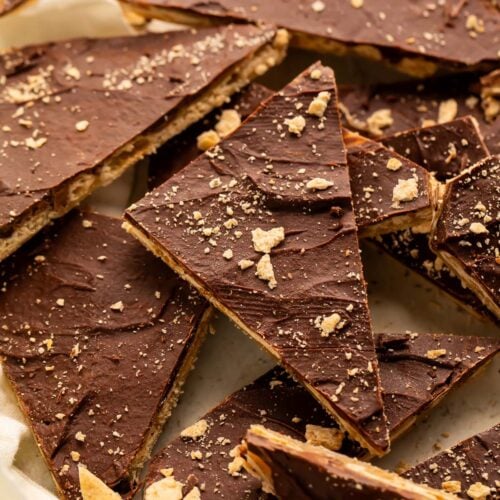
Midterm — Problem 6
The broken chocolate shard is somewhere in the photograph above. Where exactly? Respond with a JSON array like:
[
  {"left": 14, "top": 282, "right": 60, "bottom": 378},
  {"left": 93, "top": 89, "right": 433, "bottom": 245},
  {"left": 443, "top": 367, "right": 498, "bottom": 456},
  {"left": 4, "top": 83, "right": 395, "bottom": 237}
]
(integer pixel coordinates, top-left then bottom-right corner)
[
  {"left": 404, "top": 424, "right": 499, "bottom": 499},
  {"left": 125, "top": 62, "right": 391, "bottom": 456},
  {"left": 0, "top": 211, "right": 210, "bottom": 499},
  {"left": 143, "top": 332, "right": 499, "bottom": 499},
  {"left": 431, "top": 155, "right": 500, "bottom": 320},
  {"left": 148, "top": 83, "right": 274, "bottom": 189},
  {"left": 381, "top": 116, "right": 490, "bottom": 182},
  {"left": 122, "top": 0, "right": 500, "bottom": 75},
  {"left": 242, "top": 425, "right": 456, "bottom": 499},
  {"left": 0, "top": 24, "right": 287, "bottom": 262},
  {"left": 344, "top": 130, "right": 433, "bottom": 237}
]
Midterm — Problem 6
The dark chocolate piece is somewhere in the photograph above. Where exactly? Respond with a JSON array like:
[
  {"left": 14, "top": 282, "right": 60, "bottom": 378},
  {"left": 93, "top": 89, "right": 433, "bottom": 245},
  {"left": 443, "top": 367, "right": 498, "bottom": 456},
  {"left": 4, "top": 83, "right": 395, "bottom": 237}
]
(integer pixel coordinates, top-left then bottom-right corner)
[
  {"left": 339, "top": 72, "right": 499, "bottom": 155},
  {"left": 431, "top": 155, "right": 500, "bottom": 319},
  {"left": 122, "top": 0, "right": 500, "bottom": 75},
  {"left": 404, "top": 424, "right": 499, "bottom": 499},
  {"left": 381, "top": 116, "right": 490, "bottom": 182},
  {"left": 143, "top": 333, "right": 499, "bottom": 499},
  {"left": 344, "top": 131, "right": 433, "bottom": 237},
  {"left": 0, "top": 24, "right": 286, "bottom": 261},
  {"left": 125, "top": 62, "right": 391, "bottom": 456},
  {"left": 242, "top": 426, "right": 456, "bottom": 500},
  {"left": 0, "top": 211, "right": 210, "bottom": 499},
  {"left": 148, "top": 83, "right": 274, "bottom": 189}
]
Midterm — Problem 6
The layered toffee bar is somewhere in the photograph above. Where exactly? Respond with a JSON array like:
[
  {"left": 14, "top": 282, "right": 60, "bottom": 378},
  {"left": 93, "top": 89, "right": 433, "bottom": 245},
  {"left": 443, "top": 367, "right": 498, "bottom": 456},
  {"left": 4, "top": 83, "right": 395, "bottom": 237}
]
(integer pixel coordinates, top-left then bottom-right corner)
[
  {"left": 404, "top": 424, "right": 499, "bottom": 499},
  {"left": 140, "top": 333, "right": 499, "bottom": 499},
  {"left": 242, "top": 425, "right": 456, "bottom": 499},
  {"left": 124, "top": 62, "right": 391, "bottom": 456},
  {"left": 121, "top": 0, "right": 500, "bottom": 76},
  {"left": 430, "top": 155, "right": 500, "bottom": 319},
  {"left": 0, "top": 24, "right": 288, "bottom": 262},
  {"left": 0, "top": 212, "right": 211, "bottom": 498}
]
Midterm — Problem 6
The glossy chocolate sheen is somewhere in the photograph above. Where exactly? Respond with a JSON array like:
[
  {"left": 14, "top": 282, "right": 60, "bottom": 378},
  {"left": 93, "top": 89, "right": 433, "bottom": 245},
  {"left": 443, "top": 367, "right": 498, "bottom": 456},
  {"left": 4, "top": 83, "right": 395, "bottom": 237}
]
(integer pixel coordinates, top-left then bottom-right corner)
[
  {"left": 432, "top": 155, "right": 499, "bottom": 315},
  {"left": 148, "top": 83, "right": 274, "bottom": 189},
  {"left": 0, "top": 24, "right": 277, "bottom": 235},
  {"left": 381, "top": 116, "right": 490, "bottom": 182},
  {"left": 339, "top": 73, "right": 500, "bottom": 156},
  {"left": 344, "top": 132, "right": 431, "bottom": 233},
  {"left": 125, "top": 62, "right": 391, "bottom": 454},
  {"left": 144, "top": 333, "right": 499, "bottom": 499},
  {"left": 0, "top": 211, "right": 208, "bottom": 498},
  {"left": 124, "top": 0, "right": 500, "bottom": 67},
  {"left": 405, "top": 424, "right": 500, "bottom": 498}
]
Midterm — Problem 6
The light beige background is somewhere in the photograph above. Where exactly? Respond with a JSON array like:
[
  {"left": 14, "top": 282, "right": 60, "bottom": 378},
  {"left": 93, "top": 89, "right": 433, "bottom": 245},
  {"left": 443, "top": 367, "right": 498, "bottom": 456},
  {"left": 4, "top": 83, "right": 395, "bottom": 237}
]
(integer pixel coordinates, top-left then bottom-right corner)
[{"left": 0, "top": 1, "right": 498, "bottom": 499}]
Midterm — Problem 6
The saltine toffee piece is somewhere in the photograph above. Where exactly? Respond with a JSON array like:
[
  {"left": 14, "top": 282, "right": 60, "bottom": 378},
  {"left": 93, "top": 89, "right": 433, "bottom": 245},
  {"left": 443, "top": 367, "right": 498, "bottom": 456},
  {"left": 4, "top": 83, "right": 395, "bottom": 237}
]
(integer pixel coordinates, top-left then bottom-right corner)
[
  {"left": 241, "top": 425, "right": 457, "bottom": 500},
  {"left": 344, "top": 130, "right": 434, "bottom": 238},
  {"left": 148, "top": 83, "right": 274, "bottom": 189},
  {"left": 381, "top": 117, "right": 490, "bottom": 183},
  {"left": 339, "top": 71, "right": 500, "bottom": 156},
  {"left": 430, "top": 155, "right": 500, "bottom": 319},
  {"left": 404, "top": 424, "right": 500, "bottom": 499},
  {"left": 121, "top": 0, "right": 500, "bottom": 77},
  {"left": 0, "top": 25, "right": 288, "bottom": 263},
  {"left": 375, "top": 117, "right": 494, "bottom": 321},
  {"left": 124, "top": 62, "right": 391, "bottom": 456},
  {"left": 141, "top": 333, "right": 499, "bottom": 499},
  {"left": 0, "top": 0, "right": 26, "bottom": 16},
  {"left": 0, "top": 211, "right": 211, "bottom": 499}
]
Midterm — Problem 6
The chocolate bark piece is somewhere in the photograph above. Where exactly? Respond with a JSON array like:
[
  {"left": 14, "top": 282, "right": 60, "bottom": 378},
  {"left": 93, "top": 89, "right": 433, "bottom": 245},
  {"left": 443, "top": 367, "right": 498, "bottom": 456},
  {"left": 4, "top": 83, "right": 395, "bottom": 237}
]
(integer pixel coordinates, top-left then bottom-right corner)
[
  {"left": 344, "top": 131, "right": 433, "bottom": 238},
  {"left": 124, "top": 62, "right": 391, "bottom": 456},
  {"left": 339, "top": 72, "right": 500, "bottom": 156},
  {"left": 0, "top": 0, "right": 25, "bottom": 16},
  {"left": 431, "top": 155, "right": 499, "bottom": 319},
  {"left": 148, "top": 83, "right": 274, "bottom": 189},
  {"left": 0, "top": 25, "right": 288, "bottom": 263},
  {"left": 0, "top": 211, "right": 211, "bottom": 499},
  {"left": 242, "top": 425, "right": 456, "bottom": 500},
  {"left": 142, "top": 333, "right": 499, "bottom": 499},
  {"left": 121, "top": 0, "right": 500, "bottom": 76},
  {"left": 381, "top": 117, "right": 490, "bottom": 182},
  {"left": 404, "top": 424, "right": 500, "bottom": 498}
]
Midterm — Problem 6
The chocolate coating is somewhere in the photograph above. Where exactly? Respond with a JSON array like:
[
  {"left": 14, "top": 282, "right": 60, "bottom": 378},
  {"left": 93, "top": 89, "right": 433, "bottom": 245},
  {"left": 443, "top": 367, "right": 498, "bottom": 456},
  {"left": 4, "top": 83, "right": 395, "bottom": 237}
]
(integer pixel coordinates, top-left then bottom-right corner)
[
  {"left": 345, "top": 132, "right": 431, "bottom": 234},
  {"left": 0, "top": 211, "right": 208, "bottom": 498},
  {"left": 125, "top": 62, "right": 391, "bottom": 455},
  {"left": 148, "top": 83, "right": 274, "bottom": 189},
  {"left": 339, "top": 73, "right": 500, "bottom": 155},
  {"left": 0, "top": 24, "right": 277, "bottom": 243},
  {"left": 382, "top": 116, "right": 490, "bottom": 182},
  {"left": 405, "top": 424, "right": 500, "bottom": 498},
  {"left": 124, "top": 0, "right": 500, "bottom": 68},
  {"left": 144, "top": 332, "right": 499, "bottom": 499},
  {"left": 431, "top": 155, "right": 499, "bottom": 317}
]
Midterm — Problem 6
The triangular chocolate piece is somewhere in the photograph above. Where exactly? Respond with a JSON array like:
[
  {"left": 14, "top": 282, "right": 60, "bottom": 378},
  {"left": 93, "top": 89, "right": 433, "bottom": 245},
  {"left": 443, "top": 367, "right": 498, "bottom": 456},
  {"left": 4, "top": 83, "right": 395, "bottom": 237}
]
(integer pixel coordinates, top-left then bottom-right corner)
[
  {"left": 124, "top": 62, "right": 390, "bottom": 455},
  {"left": 142, "top": 333, "right": 498, "bottom": 498},
  {"left": 0, "top": 24, "right": 287, "bottom": 261},
  {"left": 344, "top": 130, "right": 433, "bottom": 238},
  {"left": 242, "top": 425, "right": 456, "bottom": 499},
  {"left": 122, "top": 0, "right": 500, "bottom": 75},
  {"left": 431, "top": 155, "right": 499, "bottom": 319},
  {"left": 0, "top": 211, "right": 210, "bottom": 498},
  {"left": 404, "top": 424, "right": 500, "bottom": 498}
]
